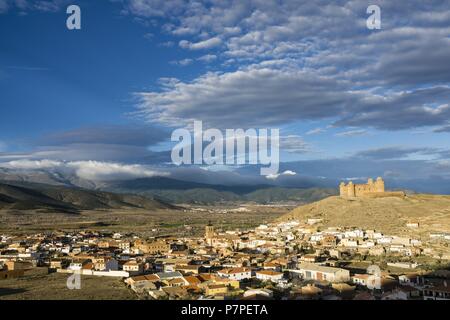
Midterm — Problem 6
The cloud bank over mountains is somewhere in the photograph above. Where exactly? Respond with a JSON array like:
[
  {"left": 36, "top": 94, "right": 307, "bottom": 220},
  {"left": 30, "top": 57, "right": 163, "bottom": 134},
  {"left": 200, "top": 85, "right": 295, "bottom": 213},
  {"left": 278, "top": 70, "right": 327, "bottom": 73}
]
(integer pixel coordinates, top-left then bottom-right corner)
[{"left": 0, "top": 159, "right": 169, "bottom": 181}]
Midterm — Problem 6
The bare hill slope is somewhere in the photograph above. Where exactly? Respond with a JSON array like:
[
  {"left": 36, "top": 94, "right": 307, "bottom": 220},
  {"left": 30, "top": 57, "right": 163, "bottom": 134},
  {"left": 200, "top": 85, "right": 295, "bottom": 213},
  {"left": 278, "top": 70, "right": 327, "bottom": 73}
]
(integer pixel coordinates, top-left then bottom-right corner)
[
  {"left": 0, "top": 182, "right": 175, "bottom": 213},
  {"left": 280, "top": 194, "right": 450, "bottom": 234}
]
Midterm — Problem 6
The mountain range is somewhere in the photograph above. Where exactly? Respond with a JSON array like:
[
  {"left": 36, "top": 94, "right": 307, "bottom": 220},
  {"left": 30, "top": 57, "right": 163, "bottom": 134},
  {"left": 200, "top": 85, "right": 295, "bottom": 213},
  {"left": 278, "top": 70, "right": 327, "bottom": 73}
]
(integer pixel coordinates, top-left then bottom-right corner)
[{"left": 0, "top": 168, "right": 337, "bottom": 205}]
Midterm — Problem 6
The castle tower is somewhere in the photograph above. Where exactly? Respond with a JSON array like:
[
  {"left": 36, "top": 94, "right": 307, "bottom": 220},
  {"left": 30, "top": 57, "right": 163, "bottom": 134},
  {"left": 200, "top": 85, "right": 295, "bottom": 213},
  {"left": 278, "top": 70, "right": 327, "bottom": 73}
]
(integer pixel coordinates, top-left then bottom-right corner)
[
  {"left": 375, "top": 177, "right": 385, "bottom": 192},
  {"left": 339, "top": 182, "right": 346, "bottom": 197},
  {"left": 347, "top": 181, "right": 355, "bottom": 197},
  {"left": 367, "top": 178, "right": 374, "bottom": 192}
]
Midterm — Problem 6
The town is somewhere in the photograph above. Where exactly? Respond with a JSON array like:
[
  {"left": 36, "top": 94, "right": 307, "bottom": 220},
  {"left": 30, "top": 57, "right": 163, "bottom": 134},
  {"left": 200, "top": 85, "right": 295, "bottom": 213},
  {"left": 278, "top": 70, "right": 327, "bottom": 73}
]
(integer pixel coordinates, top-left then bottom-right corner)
[{"left": 1, "top": 216, "right": 449, "bottom": 300}]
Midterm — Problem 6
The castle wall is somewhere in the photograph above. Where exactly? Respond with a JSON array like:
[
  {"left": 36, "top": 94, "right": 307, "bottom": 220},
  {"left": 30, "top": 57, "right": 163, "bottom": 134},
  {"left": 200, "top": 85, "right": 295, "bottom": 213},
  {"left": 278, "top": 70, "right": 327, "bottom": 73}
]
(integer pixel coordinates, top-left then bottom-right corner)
[
  {"left": 363, "top": 191, "right": 405, "bottom": 198},
  {"left": 340, "top": 178, "right": 385, "bottom": 198}
]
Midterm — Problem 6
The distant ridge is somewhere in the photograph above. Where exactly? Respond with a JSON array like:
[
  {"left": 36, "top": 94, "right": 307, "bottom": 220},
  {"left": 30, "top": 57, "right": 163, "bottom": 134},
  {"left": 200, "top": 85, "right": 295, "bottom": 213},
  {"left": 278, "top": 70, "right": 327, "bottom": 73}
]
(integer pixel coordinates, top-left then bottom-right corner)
[
  {"left": 0, "top": 182, "right": 175, "bottom": 214},
  {"left": 103, "top": 177, "right": 337, "bottom": 204},
  {"left": 0, "top": 168, "right": 338, "bottom": 204},
  {"left": 103, "top": 176, "right": 275, "bottom": 193}
]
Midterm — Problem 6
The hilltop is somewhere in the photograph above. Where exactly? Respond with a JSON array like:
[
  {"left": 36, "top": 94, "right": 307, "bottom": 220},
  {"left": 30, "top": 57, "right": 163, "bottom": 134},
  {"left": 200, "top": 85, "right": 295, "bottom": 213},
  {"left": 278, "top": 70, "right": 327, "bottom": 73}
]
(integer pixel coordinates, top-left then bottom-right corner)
[{"left": 279, "top": 194, "right": 450, "bottom": 235}]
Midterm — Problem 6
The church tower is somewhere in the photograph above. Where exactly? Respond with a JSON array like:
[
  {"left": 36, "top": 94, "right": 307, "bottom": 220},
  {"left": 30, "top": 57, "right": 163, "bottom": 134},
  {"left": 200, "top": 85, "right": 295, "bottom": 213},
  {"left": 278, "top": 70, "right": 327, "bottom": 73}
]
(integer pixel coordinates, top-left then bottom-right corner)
[{"left": 205, "top": 222, "right": 215, "bottom": 245}]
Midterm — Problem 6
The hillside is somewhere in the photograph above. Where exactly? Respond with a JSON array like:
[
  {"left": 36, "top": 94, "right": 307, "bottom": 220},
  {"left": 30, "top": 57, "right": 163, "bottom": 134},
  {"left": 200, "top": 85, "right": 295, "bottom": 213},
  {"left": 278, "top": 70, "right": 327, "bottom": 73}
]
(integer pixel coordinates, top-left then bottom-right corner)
[
  {"left": 0, "top": 182, "right": 175, "bottom": 213},
  {"left": 279, "top": 194, "right": 450, "bottom": 235}
]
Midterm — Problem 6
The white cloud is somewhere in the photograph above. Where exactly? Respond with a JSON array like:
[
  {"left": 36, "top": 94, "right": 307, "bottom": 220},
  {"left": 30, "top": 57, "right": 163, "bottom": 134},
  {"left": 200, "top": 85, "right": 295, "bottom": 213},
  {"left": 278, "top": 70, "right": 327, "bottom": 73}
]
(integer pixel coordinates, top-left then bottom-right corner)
[
  {"left": 158, "top": 41, "right": 175, "bottom": 47},
  {"left": 335, "top": 129, "right": 368, "bottom": 137},
  {"left": 170, "top": 58, "right": 193, "bottom": 66},
  {"left": 3, "top": 159, "right": 63, "bottom": 169},
  {"left": 124, "top": 0, "right": 185, "bottom": 17},
  {"left": 0, "top": 159, "right": 169, "bottom": 181},
  {"left": 32, "top": 0, "right": 63, "bottom": 12},
  {"left": 306, "top": 128, "right": 326, "bottom": 135},
  {"left": 179, "top": 37, "right": 222, "bottom": 50},
  {"left": 265, "top": 170, "right": 297, "bottom": 180},
  {"left": 280, "top": 135, "right": 310, "bottom": 153},
  {"left": 136, "top": 65, "right": 355, "bottom": 128},
  {"left": 143, "top": 32, "right": 154, "bottom": 40},
  {"left": 125, "top": 1, "right": 450, "bottom": 131},
  {"left": 66, "top": 161, "right": 168, "bottom": 181},
  {"left": 197, "top": 54, "right": 217, "bottom": 63},
  {"left": 0, "top": 0, "right": 68, "bottom": 13}
]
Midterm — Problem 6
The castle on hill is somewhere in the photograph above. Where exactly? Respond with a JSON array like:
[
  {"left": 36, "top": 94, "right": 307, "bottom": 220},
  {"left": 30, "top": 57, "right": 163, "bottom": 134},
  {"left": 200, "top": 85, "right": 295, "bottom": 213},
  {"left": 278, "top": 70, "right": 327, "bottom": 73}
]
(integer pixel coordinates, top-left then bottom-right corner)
[
  {"left": 339, "top": 177, "right": 406, "bottom": 198},
  {"left": 339, "top": 177, "right": 385, "bottom": 197}
]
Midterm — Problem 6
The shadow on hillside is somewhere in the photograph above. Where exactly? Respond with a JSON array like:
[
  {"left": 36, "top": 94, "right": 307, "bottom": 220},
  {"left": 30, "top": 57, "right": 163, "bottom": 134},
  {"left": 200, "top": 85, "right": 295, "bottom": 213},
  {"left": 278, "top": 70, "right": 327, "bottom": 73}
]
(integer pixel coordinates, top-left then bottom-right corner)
[{"left": 0, "top": 287, "right": 27, "bottom": 297}]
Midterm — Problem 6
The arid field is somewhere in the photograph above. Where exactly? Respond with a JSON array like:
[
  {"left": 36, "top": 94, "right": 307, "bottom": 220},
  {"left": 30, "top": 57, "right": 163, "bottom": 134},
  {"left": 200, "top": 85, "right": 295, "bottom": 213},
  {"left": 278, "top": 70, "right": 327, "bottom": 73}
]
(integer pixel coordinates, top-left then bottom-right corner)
[{"left": 0, "top": 268, "right": 136, "bottom": 300}]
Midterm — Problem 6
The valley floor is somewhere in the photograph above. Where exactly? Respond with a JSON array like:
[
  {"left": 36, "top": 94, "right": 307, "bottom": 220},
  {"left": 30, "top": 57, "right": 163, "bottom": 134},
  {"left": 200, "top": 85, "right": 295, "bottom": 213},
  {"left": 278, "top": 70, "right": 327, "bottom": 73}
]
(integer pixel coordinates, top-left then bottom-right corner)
[{"left": 0, "top": 204, "right": 292, "bottom": 237}]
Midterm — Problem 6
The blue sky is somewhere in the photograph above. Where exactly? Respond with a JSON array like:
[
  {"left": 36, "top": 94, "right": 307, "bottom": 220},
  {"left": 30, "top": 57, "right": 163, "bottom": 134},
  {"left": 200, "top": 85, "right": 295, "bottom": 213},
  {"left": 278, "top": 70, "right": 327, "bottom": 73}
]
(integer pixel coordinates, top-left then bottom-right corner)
[
  {"left": 0, "top": 0, "right": 190, "bottom": 142},
  {"left": 1, "top": 0, "right": 450, "bottom": 192}
]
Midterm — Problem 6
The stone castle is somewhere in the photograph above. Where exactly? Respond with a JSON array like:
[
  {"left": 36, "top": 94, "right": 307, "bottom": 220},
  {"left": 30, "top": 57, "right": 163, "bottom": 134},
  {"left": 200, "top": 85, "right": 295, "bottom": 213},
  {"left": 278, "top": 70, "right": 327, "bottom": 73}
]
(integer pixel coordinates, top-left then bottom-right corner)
[{"left": 339, "top": 177, "right": 385, "bottom": 198}]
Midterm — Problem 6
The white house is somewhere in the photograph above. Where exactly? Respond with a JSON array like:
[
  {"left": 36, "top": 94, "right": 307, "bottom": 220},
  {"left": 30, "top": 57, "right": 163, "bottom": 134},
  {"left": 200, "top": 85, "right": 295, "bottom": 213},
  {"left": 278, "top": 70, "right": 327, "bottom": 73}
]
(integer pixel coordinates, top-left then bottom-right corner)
[
  {"left": 294, "top": 263, "right": 350, "bottom": 283},
  {"left": 217, "top": 267, "right": 252, "bottom": 281},
  {"left": 377, "top": 237, "right": 392, "bottom": 244},
  {"left": 344, "top": 230, "right": 364, "bottom": 238},
  {"left": 122, "top": 261, "right": 144, "bottom": 275},
  {"left": 255, "top": 270, "right": 284, "bottom": 282},
  {"left": 310, "top": 234, "right": 323, "bottom": 242},
  {"left": 391, "top": 236, "right": 411, "bottom": 246},
  {"left": 351, "top": 274, "right": 369, "bottom": 286},
  {"left": 340, "top": 239, "right": 359, "bottom": 247}
]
